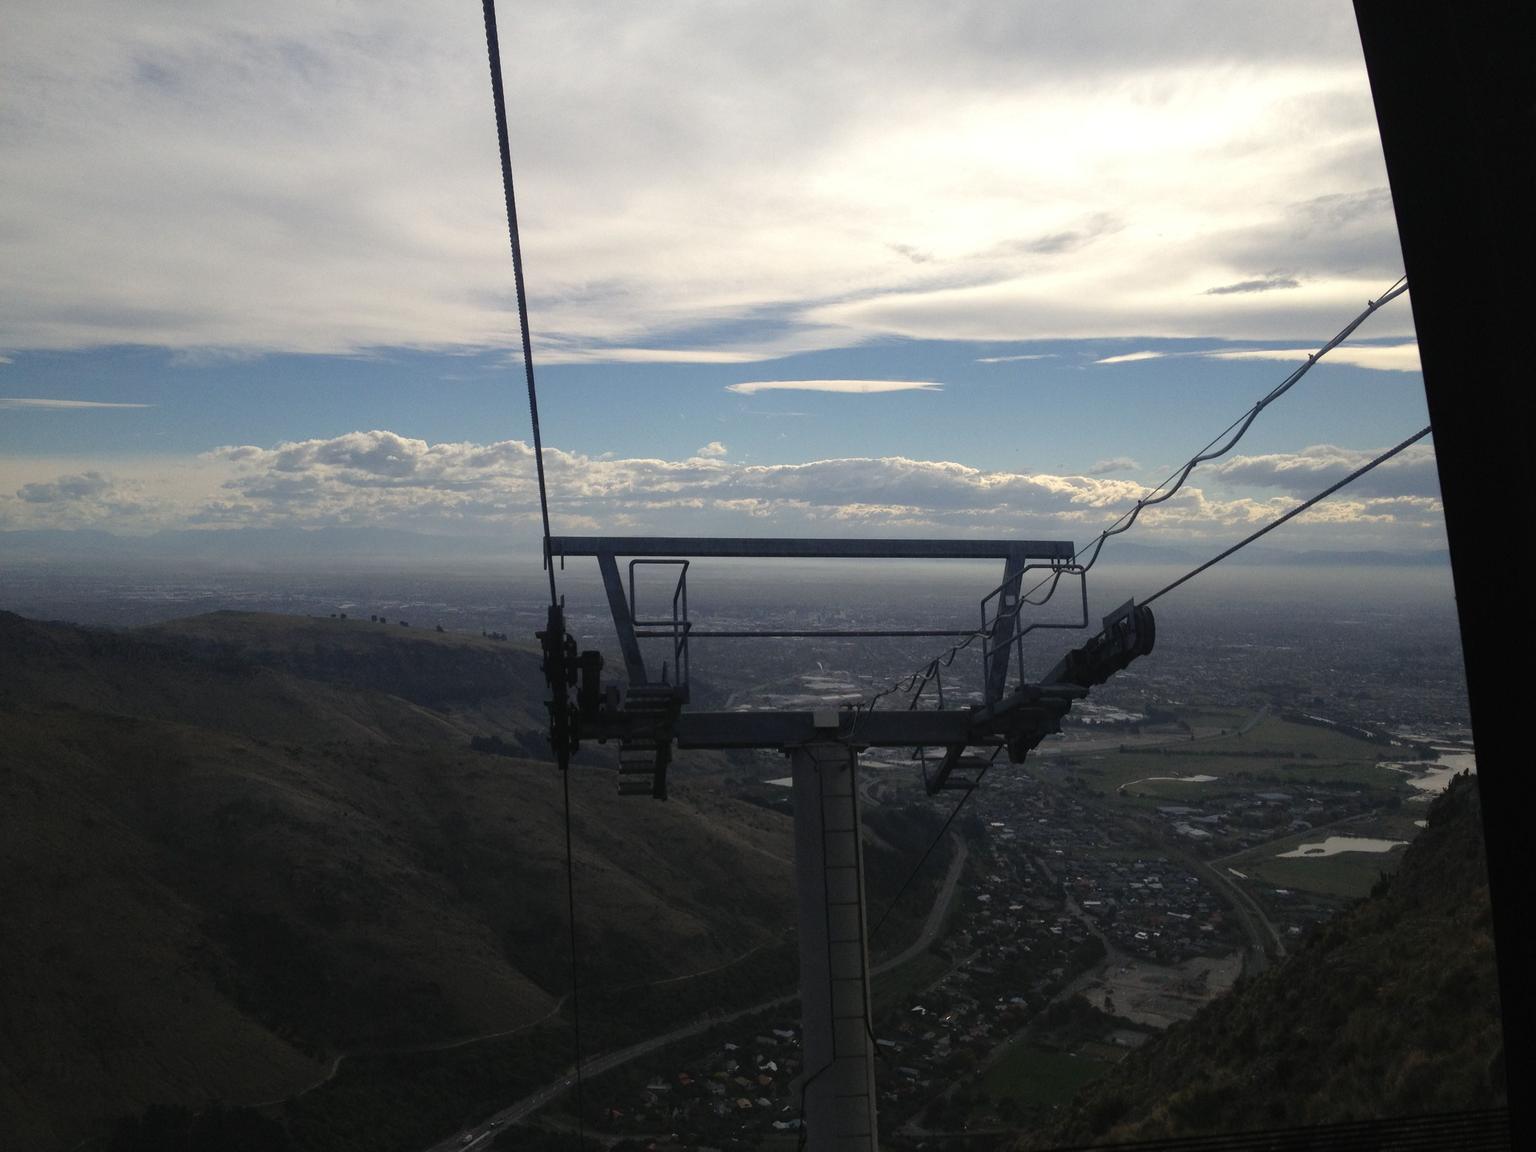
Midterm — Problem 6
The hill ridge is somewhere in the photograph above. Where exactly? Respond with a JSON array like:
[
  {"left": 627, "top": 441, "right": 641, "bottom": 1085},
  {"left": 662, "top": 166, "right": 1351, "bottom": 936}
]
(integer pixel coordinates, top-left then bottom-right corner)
[
  {"left": 1, "top": 609, "right": 797, "bottom": 1151},
  {"left": 1018, "top": 772, "right": 1504, "bottom": 1145}
]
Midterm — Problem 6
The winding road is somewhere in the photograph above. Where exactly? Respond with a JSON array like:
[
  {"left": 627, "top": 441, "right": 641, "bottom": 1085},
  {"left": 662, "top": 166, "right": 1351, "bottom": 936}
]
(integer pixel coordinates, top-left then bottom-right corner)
[{"left": 422, "top": 838, "right": 972, "bottom": 1151}]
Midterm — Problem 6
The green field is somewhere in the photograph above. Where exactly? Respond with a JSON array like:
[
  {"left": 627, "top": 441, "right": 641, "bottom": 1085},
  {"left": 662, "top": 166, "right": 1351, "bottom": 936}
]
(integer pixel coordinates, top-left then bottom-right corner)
[
  {"left": 1234, "top": 849, "right": 1402, "bottom": 899},
  {"left": 1175, "top": 706, "right": 1256, "bottom": 734},
  {"left": 982, "top": 1044, "right": 1109, "bottom": 1106},
  {"left": 1056, "top": 711, "right": 1407, "bottom": 800},
  {"left": 1048, "top": 707, "right": 1425, "bottom": 902},
  {"left": 1222, "top": 808, "right": 1424, "bottom": 899}
]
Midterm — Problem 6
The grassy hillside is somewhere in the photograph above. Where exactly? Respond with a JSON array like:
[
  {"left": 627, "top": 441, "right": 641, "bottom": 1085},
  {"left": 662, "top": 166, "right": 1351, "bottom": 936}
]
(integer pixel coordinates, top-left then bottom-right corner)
[
  {"left": 144, "top": 611, "right": 547, "bottom": 717},
  {"left": 0, "top": 611, "right": 797, "bottom": 1152},
  {"left": 1015, "top": 772, "right": 1504, "bottom": 1146}
]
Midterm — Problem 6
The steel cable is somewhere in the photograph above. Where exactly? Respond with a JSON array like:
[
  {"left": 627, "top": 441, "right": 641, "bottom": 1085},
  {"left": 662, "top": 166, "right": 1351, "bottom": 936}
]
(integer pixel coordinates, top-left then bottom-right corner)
[
  {"left": 481, "top": 4, "right": 585, "bottom": 1143},
  {"left": 850, "top": 276, "right": 1410, "bottom": 730},
  {"left": 868, "top": 746, "right": 1001, "bottom": 944},
  {"left": 1141, "top": 425, "right": 1433, "bottom": 607},
  {"left": 863, "top": 424, "right": 1431, "bottom": 1022},
  {"left": 483, "top": 0, "right": 558, "bottom": 608}
]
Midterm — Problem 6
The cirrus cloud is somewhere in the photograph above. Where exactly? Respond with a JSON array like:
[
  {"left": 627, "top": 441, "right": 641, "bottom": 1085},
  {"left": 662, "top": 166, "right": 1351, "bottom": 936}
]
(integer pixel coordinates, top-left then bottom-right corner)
[
  {"left": 1094, "top": 351, "right": 1167, "bottom": 365},
  {"left": 725, "top": 379, "right": 943, "bottom": 396},
  {"left": 1203, "top": 342, "right": 1421, "bottom": 372},
  {"left": 1204, "top": 275, "right": 1301, "bottom": 295},
  {"left": 0, "top": 398, "right": 153, "bottom": 410}
]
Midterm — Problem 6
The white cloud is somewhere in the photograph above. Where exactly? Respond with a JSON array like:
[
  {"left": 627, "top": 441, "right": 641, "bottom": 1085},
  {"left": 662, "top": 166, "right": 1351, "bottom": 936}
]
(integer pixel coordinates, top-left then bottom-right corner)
[
  {"left": 1203, "top": 342, "right": 1421, "bottom": 372},
  {"left": 975, "top": 353, "right": 1056, "bottom": 364},
  {"left": 725, "top": 380, "right": 943, "bottom": 395},
  {"left": 5, "top": 469, "right": 154, "bottom": 528},
  {"left": 1088, "top": 457, "right": 1141, "bottom": 475},
  {"left": 0, "top": 454, "right": 250, "bottom": 533},
  {"left": 696, "top": 441, "right": 728, "bottom": 458},
  {"left": 544, "top": 348, "right": 768, "bottom": 365},
  {"left": 0, "top": 2, "right": 1409, "bottom": 358},
  {"left": 17, "top": 472, "right": 116, "bottom": 503},
  {"left": 0, "top": 398, "right": 153, "bottom": 409},
  {"left": 1213, "top": 442, "right": 1440, "bottom": 498},
  {"left": 1204, "top": 274, "right": 1300, "bottom": 295},
  {"left": 1094, "top": 351, "right": 1167, "bottom": 365},
  {"left": 0, "top": 429, "right": 1448, "bottom": 551}
]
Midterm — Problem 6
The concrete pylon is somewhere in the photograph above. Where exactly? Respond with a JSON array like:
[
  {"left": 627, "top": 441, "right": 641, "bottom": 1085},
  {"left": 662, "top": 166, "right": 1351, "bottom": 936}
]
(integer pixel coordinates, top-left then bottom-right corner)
[{"left": 792, "top": 742, "right": 879, "bottom": 1151}]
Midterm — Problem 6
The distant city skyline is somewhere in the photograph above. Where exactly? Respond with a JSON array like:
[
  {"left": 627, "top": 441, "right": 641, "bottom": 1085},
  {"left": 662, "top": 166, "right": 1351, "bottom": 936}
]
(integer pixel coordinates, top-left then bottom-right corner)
[{"left": 0, "top": 2, "right": 1440, "bottom": 554}]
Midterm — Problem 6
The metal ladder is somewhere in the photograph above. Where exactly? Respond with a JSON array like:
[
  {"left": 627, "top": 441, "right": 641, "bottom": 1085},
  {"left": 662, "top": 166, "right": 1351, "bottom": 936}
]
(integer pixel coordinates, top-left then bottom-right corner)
[{"left": 616, "top": 685, "right": 680, "bottom": 799}]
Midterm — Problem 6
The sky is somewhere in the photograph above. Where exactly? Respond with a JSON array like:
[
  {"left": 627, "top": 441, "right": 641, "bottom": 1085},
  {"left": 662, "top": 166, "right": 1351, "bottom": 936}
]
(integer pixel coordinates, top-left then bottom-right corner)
[{"left": 0, "top": 0, "right": 1443, "bottom": 556}]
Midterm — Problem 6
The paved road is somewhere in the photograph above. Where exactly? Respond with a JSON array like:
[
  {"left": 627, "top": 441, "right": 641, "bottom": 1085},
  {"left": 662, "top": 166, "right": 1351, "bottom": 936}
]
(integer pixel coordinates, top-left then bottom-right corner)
[
  {"left": 1184, "top": 852, "right": 1285, "bottom": 973},
  {"left": 426, "top": 988, "right": 815, "bottom": 1152},
  {"left": 872, "top": 839, "right": 969, "bottom": 977},
  {"left": 251, "top": 995, "right": 573, "bottom": 1110}
]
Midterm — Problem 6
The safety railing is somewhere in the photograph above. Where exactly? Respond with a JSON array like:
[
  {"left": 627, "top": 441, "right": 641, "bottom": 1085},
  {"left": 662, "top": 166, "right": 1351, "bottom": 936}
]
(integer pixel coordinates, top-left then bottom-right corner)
[
  {"left": 979, "top": 562, "right": 1089, "bottom": 693},
  {"left": 629, "top": 558, "right": 691, "bottom": 693}
]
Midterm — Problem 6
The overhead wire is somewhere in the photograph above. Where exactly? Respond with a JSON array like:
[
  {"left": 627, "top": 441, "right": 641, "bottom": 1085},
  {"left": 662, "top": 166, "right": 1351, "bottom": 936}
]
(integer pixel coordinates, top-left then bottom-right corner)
[
  {"left": 477, "top": 9, "right": 1415, "bottom": 1119},
  {"left": 868, "top": 746, "right": 1001, "bottom": 945},
  {"left": 848, "top": 275, "right": 1410, "bottom": 733},
  {"left": 1003, "top": 275, "right": 1410, "bottom": 613},
  {"left": 863, "top": 423, "right": 1433, "bottom": 979},
  {"left": 483, "top": 0, "right": 558, "bottom": 608},
  {"left": 481, "top": 1, "right": 586, "bottom": 1142},
  {"left": 1140, "top": 425, "right": 1432, "bottom": 607},
  {"left": 858, "top": 280, "right": 1418, "bottom": 944},
  {"left": 1053, "top": 276, "right": 1408, "bottom": 586}
]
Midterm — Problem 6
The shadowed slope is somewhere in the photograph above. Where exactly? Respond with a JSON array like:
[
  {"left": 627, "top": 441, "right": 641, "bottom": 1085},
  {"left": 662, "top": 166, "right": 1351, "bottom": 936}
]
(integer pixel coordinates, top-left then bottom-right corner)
[
  {"left": 1015, "top": 772, "right": 1503, "bottom": 1146},
  {"left": 0, "top": 611, "right": 795, "bottom": 1152}
]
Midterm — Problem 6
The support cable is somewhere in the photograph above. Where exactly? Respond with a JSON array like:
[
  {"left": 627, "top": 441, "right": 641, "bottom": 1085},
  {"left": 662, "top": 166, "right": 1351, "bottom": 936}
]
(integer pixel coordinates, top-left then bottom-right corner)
[
  {"left": 795, "top": 1058, "right": 836, "bottom": 1151},
  {"left": 481, "top": 3, "right": 584, "bottom": 1140},
  {"left": 1141, "top": 425, "right": 1432, "bottom": 607},
  {"left": 864, "top": 430, "right": 1430, "bottom": 942},
  {"left": 483, "top": 0, "right": 558, "bottom": 607},
  {"left": 850, "top": 276, "right": 1409, "bottom": 729},
  {"left": 1041, "top": 276, "right": 1409, "bottom": 599},
  {"left": 868, "top": 746, "right": 1001, "bottom": 945},
  {"left": 558, "top": 762, "right": 586, "bottom": 1139}
]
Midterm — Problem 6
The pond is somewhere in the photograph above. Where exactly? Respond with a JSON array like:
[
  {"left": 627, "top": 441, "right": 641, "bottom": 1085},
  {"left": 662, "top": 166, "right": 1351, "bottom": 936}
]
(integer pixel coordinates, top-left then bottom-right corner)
[
  {"left": 1277, "top": 836, "right": 1407, "bottom": 858},
  {"left": 1381, "top": 746, "right": 1477, "bottom": 797}
]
